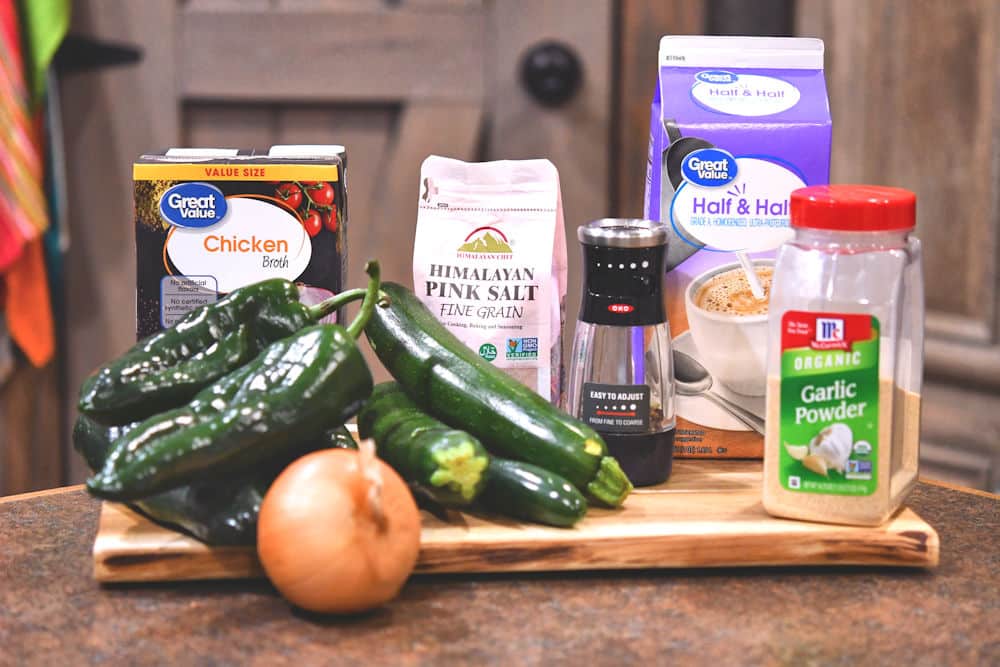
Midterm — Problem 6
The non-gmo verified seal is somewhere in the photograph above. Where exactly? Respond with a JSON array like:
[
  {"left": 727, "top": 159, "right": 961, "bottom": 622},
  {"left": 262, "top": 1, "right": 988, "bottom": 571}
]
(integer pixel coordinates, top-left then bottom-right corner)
[
  {"left": 506, "top": 337, "right": 539, "bottom": 360},
  {"left": 479, "top": 343, "right": 498, "bottom": 362}
]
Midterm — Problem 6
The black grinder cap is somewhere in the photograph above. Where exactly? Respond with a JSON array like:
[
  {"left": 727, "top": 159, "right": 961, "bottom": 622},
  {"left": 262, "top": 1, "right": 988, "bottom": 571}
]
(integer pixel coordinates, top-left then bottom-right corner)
[{"left": 577, "top": 218, "right": 668, "bottom": 327}]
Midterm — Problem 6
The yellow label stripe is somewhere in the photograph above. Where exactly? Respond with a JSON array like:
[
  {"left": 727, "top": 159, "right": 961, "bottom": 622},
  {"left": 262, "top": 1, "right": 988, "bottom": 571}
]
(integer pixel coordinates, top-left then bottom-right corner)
[{"left": 133, "top": 164, "right": 340, "bottom": 182}]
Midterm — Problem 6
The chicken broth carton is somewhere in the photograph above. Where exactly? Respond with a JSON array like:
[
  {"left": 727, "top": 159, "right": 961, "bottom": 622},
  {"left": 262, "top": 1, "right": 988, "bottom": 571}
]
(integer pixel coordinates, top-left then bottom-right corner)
[
  {"left": 133, "top": 146, "right": 347, "bottom": 339},
  {"left": 644, "top": 36, "right": 831, "bottom": 458}
]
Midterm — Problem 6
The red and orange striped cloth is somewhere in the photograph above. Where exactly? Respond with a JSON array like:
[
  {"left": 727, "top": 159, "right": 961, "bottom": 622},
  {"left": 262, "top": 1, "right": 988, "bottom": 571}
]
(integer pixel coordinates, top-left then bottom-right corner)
[{"left": 0, "top": 0, "right": 68, "bottom": 367}]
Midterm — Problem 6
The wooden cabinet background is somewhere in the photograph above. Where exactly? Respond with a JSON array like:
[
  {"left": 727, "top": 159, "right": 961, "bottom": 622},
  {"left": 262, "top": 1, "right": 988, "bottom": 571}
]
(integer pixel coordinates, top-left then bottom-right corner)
[
  {"left": 42, "top": 0, "right": 613, "bottom": 488},
  {"left": 620, "top": 0, "right": 1000, "bottom": 491},
  {"left": 1, "top": 0, "right": 997, "bottom": 493}
]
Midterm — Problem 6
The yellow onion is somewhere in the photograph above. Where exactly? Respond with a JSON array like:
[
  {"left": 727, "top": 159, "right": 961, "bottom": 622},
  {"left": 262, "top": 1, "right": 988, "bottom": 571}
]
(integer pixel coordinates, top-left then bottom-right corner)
[{"left": 257, "top": 441, "right": 421, "bottom": 614}]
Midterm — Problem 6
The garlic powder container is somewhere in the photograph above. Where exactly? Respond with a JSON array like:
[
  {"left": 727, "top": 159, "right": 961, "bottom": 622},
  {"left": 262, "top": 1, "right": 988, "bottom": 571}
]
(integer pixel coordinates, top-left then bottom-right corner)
[{"left": 763, "top": 185, "right": 922, "bottom": 525}]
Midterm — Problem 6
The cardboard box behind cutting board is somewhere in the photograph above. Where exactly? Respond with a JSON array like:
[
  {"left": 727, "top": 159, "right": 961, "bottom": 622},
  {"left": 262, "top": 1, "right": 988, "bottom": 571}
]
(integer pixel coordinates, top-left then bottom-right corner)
[
  {"left": 133, "top": 146, "right": 348, "bottom": 339},
  {"left": 644, "top": 36, "right": 831, "bottom": 458}
]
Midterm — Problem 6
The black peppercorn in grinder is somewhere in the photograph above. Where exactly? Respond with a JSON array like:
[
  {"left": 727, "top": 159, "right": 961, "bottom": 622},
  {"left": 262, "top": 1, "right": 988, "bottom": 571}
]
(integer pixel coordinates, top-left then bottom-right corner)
[{"left": 565, "top": 219, "right": 676, "bottom": 487}]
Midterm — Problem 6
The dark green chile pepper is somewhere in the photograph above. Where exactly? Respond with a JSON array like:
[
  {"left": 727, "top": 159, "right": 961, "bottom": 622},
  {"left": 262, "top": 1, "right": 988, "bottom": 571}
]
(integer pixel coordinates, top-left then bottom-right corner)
[
  {"left": 325, "top": 425, "right": 358, "bottom": 450},
  {"left": 86, "top": 262, "right": 381, "bottom": 501},
  {"left": 73, "top": 414, "right": 134, "bottom": 473},
  {"left": 78, "top": 278, "right": 368, "bottom": 424},
  {"left": 74, "top": 414, "right": 354, "bottom": 545},
  {"left": 74, "top": 414, "right": 355, "bottom": 477},
  {"left": 134, "top": 480, "right": 268, "bottom": 546}
]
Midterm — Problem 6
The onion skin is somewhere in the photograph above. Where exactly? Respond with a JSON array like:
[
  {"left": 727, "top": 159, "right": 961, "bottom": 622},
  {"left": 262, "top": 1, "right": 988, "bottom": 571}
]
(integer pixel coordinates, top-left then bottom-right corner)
[{"left": 257, "top": 449, "right": 421, "bottom": 614}]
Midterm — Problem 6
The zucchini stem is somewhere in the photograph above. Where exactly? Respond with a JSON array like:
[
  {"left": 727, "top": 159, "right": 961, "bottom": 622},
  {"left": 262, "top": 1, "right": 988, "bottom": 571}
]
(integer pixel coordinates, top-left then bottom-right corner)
[
  {"left": 307, "top": 288, "right": 367, "bottom": 321},
  {"left": 428, "top": 441, "right": 490, "bottom": 501},
  {"left": 587, "top": 456, "right": 634, "bottom": 508},
  {"left": 346, "top": 260, "right": 381, "bottom": 339}
]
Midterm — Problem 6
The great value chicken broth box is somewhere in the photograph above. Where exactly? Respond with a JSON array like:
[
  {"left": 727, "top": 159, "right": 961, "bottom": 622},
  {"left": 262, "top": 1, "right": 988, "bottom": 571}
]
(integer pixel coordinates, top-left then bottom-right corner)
[
  {"left": 133, "top": 146, "right": 348, "bottom": 338},
  {"left": 644, "top": 36, "right": 831, "bottom": 458}
]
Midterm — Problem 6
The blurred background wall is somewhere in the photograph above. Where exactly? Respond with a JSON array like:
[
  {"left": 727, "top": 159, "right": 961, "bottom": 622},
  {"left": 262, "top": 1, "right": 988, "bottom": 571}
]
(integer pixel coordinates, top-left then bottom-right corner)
[{"left": 2, "top": 0, "right": 998, "bottom": 494}]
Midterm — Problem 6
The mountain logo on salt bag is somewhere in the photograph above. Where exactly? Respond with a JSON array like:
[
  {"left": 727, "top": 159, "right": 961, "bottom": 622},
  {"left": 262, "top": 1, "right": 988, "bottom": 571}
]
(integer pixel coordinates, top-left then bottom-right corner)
[{"left": 457, "top": 226, "right": 513, "bottom": 256}]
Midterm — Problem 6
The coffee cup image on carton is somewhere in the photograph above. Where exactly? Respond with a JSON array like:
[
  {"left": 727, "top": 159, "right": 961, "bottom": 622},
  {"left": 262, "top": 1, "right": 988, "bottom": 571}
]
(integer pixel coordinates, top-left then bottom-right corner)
[
  {"left": 644, "top": 36, "right": 831, "bottom": 458},
  {"left": 684, "top": 259, "right": 772, "bottom": 398},
  {"left": 670, "top": 256, "right": 771, "bottom": 449}
]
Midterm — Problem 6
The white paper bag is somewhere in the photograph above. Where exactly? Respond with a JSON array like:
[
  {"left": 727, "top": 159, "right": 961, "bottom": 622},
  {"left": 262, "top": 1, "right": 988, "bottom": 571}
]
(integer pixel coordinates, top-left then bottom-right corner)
[{"left": 413, "top": 156, "right": 567, "bottom": 403}]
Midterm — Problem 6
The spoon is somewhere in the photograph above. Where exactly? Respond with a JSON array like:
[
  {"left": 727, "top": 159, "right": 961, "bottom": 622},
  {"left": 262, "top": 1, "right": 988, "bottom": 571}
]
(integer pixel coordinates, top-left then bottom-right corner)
[
  {"left": 736, "top": 251, "right": 766, "bottom": 301},
  {"left": 673, "top": 350, "right": 765, "bottom": 435}
]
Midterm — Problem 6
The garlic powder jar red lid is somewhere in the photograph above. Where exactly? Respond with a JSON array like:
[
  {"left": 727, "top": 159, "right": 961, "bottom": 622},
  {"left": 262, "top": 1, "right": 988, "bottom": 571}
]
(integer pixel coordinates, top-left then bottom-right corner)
[
  {"left": 764, "top": 183, "right": 923, "bottom": 526},
  {"left": 790, "top": 184, "right": 916, "bottom": 232}
]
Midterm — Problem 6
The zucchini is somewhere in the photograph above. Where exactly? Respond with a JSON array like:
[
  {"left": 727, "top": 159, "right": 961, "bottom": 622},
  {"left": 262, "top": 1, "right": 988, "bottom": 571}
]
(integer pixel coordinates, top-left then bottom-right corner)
[
  {"left": 364, "top": 282, "right": 632, "bottom": 507},
  {"left": 481, "top": 458, "right": 587, "bottom": 527},
  {"left": 358, "top": 382, "right": 490, "bottom": 506},
  {"left": 359, "top": 384, "right": 584, "bottom": 526}
]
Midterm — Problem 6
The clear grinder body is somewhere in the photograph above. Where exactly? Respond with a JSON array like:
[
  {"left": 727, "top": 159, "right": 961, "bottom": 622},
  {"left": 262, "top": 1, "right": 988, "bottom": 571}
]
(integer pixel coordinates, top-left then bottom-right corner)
[{"left": 565, "top": 219, "right": 677, "bottom": 486}]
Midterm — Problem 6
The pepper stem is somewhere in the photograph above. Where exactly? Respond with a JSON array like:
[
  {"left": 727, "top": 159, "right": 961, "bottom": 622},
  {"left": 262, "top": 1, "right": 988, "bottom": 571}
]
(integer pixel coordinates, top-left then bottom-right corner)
[
  {"left": 307, "top": 288, "right": 367, "bottom": 321},
  {"left": 346, "top": 260, "right": 381, "bottom": 339}
]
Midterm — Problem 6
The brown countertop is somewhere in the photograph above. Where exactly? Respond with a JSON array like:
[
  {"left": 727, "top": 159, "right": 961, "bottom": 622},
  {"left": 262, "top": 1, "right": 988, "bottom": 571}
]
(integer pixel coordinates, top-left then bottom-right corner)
[{"left": 1, "top": 481, "right": 996, "bottom": 666}]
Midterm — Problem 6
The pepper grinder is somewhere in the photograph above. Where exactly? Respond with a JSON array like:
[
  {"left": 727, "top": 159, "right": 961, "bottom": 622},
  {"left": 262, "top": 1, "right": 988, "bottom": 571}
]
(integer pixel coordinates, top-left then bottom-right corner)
[{"left": 565, "top": 219, "right": 676, "bottom": 486}]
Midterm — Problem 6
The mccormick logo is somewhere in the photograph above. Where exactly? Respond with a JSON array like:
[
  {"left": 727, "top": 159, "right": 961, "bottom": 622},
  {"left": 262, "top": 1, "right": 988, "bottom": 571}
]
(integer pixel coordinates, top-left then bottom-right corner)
[
  {"left": 811, "top": 317, "right": 849, "bottom": 350},
  {"left": 159, "top": 182, "right": 228, "bottom": 229},
  {"left": 457, "top": 226, "right": 513, "bottom": 259},
  {"left": 506, "top": 337, "right": 538, "bottom": 360},
  {"left": 815, "top": 318, "right": 845, "bottom": 343},
  {"left": 782, "top": 312, "right": 871, "bottom": 352}
]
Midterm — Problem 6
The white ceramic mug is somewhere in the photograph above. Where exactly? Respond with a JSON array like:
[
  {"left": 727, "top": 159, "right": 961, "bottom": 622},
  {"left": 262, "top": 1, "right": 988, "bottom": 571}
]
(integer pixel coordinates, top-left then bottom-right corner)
[{"left": 684, "top": 260, "right": 772, "bottom": 397}]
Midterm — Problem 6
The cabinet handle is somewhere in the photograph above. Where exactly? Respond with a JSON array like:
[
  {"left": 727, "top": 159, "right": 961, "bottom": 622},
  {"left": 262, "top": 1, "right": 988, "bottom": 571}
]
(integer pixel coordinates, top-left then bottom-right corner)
[{"left": 520, "top": 41, "right": 582, "bottom": 108}]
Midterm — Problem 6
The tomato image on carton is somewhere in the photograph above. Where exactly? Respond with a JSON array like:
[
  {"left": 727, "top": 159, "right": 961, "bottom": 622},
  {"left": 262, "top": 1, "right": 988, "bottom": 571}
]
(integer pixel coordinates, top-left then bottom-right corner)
[{"left": 133, "top": 146, "right": 348, "bottom": 337}]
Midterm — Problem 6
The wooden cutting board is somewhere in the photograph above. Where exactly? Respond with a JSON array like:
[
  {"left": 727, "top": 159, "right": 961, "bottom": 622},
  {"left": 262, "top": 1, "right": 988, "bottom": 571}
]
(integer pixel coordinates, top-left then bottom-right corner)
[{"left": 93, "top": 460, "right": 938, "bottom": 582}]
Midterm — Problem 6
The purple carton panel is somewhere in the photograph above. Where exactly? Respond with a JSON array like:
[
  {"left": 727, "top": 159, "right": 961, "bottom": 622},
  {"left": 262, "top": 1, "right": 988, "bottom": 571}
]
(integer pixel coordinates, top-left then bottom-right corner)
[{"left": 643, "top": 36, "right": 831, "bottom": 458}]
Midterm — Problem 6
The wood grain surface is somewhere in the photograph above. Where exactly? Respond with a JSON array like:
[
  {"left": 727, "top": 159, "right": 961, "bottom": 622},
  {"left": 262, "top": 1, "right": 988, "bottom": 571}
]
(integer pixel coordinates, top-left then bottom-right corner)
[{"left": 93, "top": 460, "right": 938, "bottom": 583}]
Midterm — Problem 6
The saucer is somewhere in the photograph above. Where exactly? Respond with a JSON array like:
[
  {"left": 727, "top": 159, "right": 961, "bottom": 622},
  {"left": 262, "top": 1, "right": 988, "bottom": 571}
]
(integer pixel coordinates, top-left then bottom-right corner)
[{"left": 673, "top": 330, "right": 766, "bottom": 432}]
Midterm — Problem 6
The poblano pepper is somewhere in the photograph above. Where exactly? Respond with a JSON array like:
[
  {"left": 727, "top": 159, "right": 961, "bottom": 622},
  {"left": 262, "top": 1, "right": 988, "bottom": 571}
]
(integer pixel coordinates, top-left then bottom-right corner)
[
  {"left": 74, "top": 414, "right": 354, "bottom": 545},
  {"left": 86, "top": 261, "right": 380, "bottom": 501},
  {"left": 78, "top": 278, "right": 368, "bottom": 424}
]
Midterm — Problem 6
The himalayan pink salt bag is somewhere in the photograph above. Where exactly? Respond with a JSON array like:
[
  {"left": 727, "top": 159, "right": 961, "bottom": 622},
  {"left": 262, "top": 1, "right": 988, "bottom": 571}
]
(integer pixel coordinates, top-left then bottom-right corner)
[{"left": 413, "top": 156, "right": 567, "bottom": 403}]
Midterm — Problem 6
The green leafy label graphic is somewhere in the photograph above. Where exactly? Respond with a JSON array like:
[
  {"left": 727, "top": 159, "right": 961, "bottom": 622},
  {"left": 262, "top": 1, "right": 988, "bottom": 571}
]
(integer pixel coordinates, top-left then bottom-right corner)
[{"left": 778, "top": 314, "right": 880, "bottom": 496}]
